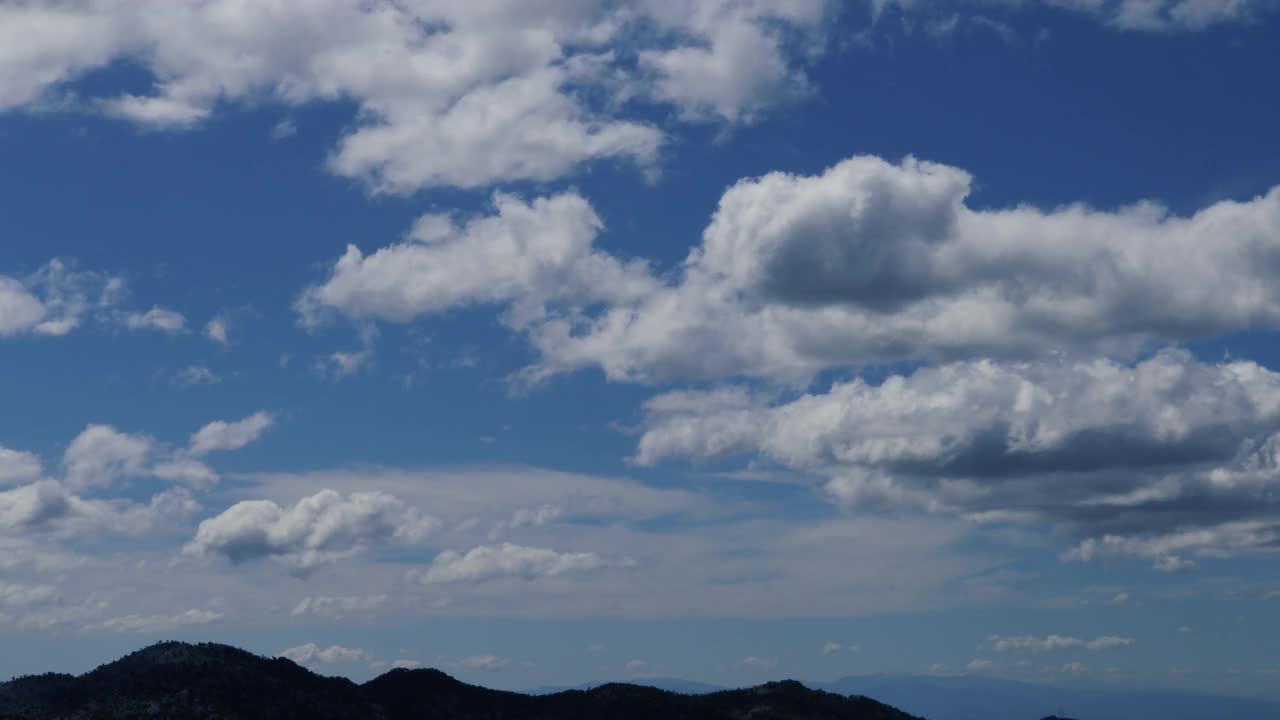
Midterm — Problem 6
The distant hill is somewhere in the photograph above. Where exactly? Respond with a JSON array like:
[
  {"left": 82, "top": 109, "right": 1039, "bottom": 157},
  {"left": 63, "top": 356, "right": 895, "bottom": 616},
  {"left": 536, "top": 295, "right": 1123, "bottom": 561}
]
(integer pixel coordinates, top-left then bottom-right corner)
[
  {"left": 815, "top": 673, "right": 1280, "bottom": 720},
  {"left": 0, "top": 641, "right": 922, "bottom": 720}
]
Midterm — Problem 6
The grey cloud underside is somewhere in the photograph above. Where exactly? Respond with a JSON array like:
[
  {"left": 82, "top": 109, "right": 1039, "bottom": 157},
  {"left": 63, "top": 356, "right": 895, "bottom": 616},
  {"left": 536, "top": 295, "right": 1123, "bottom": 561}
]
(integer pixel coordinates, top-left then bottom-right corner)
[
  {"left": 636, "top": 350, "right": 1280, "bottom": 570},
  {"left": 302, "top": 155, "right": 1280, "bottom": 384}
]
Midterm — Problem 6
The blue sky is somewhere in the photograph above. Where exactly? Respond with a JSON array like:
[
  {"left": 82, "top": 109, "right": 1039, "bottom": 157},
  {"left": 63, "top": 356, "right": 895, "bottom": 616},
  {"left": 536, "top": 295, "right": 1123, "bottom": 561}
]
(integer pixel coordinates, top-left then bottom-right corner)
[{"left": 2, "top": 0, "right": 1280, "bottom": 702}]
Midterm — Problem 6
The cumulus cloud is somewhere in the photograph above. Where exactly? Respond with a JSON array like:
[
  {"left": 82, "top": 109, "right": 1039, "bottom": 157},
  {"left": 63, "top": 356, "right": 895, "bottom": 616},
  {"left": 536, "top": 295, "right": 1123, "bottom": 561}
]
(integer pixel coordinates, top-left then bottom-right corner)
[
  {"left": 415, "top": 543, "right": 610, "bottom": 584},
  {"left": 0, "top": 260, "right": 122, "bottom": 338},
  {"left": 0, "top": 1, "right": 843, "bottom": 192},
  {"left": 0, "top": 447, "right": 42, "bottom": 487},
  {"left": 297, "top": 193, "right": 656, "bottom": 330},
  {"left": 966, "top": 658, "right": 994, "bottom": 671},
  {"left": 0, "top": 480, "right": 198, "bottom": 539},
  {"left": 299, "top": 155, "right": 1280, "bottom": 387},
  {"left": 634, "top": 350, "right": 1280, "bottom": 568},
  {"left": 185, "top": 489, "right": 437, "bottom": 571},
  {"left": 62, "top": 425, "right": 153, "bottom": 491},
  {"left": 188, "top": 412, "right": 274, "bottom": 457},
  {"left": 990, "top": 634, "right": 1135, "bottom": 652}
]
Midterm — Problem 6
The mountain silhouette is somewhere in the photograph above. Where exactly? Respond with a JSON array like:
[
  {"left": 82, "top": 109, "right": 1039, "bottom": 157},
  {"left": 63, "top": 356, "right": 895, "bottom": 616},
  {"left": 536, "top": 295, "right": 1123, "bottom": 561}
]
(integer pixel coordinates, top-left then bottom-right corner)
[{"left": 0, "top": 641, "right": 922, "bottom": 720}]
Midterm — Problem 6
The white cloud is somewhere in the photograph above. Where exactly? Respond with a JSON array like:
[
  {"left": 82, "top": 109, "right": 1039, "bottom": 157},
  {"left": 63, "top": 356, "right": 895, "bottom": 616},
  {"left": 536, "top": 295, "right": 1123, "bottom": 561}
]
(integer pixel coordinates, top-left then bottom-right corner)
[
  {"left": 966, "top": 658, "right": 994, "bottom": 671},
  {"left": 62, "top": 425, "right": 153, "bottom": 491},
  {"left": 822, "top": 641, "right": 858, "bottom": 655},
  {"left": 990, "top": 634, "right": 1134, "bottom": 652},
  {"left": 877, "top": 0, "right": 1267, "bottom": 32},
  {"left": 204, "top": 317, "right": 231, "bottom": 345},
  {"left": 0, "top": 447, "right": 42, "bottom": 487},
  {"left": 121, "top": 306, "right": 186, "bottom": 333},
  {"left": 291, "top": 594, "right": 387, "bottom": 619},
  {"left": 177, "top": 365, "right": 222, "bottom": 386},
  {"left": 97, "top": 608, "right": 223, "bottom": 633},
  {"left": 458, "top": 654, "right": 510, "bottom": 671},
  {"left": 297, "top": 193, "right": 656, "bottom": 330},
  {"left": 185, "top": 489, "right": 437, "bottom": 572},
  {"left": 0, "top": 260, "right": 123, "bottom": 338},
  {"left": 415, "top": 542, "right": 610, "bottom": 584},
  {"left": 279, "top": 643, "right": 369, "bottom": 665},
  {"left": 390, "top": 659, "right": 420, "bottom": 670},
  {"left": 189, "top": 412, "right": 274, "bottom": 457},
  {"left": 0, "top": 582, "right": 57, "bottom": 608},
  {"left": 633, "top": 350, "right": 1280, "bottom": 567},
  {"left": 300, "top": 156, "right": 1280, "bottom": 388},
  {"left": 0, "top": 2, "right": 841, "bottom": 192},
  {"left": 737, "top": 655, "right": 779, "bottom": 671}
]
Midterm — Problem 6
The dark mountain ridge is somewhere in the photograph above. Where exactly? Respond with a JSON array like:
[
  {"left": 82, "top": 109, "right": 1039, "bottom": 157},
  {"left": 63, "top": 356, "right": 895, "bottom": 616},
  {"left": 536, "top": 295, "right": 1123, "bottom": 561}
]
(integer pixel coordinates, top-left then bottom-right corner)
[{"left": 0, "top": 641, "right": 922, "bottom": 720}]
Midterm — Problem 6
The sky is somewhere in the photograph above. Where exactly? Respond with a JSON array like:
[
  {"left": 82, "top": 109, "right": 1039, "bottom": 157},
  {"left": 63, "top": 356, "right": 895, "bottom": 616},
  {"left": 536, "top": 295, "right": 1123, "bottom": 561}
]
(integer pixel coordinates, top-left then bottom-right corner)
[{"left": 2, "top": 0, "right": 1280, "bottom": 702}]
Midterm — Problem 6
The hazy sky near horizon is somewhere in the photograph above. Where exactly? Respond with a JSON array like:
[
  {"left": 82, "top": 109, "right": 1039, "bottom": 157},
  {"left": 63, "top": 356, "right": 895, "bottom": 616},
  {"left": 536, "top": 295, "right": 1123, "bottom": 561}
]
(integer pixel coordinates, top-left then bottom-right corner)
[{"left": 2, "top": 0, "right": 1280, "bottom": 701}]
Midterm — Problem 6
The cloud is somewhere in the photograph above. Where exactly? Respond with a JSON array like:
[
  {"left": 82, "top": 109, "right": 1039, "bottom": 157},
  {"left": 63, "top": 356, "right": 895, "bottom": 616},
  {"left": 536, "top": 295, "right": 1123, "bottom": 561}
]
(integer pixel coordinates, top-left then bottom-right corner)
[
  {"left": 96, "top": 608, "right": 223, "bottom": 633},
  {"left": 204, "top": 317, "right": 231, "bottom": 345},
  {"left": 876, "top": 0, "right": 1269, "bottom": 32},
  {"left": 634, "top": 350, "right": 1280, "bottom": 568},
  {"left": 0, "top": 447, "right": 42, "bottom": 487},
  {"left": 966, "top": 659, "right": 994, "bottom": 671},
  {"left": 188, "top": 412, "right": 274, "bottom": 457},
  {"left": 177, "top": 366, "right": 221, "bottom": 386},
  {"left": 822, "top": 641, "right": 858, "bottom": 655},
  {"left": 1061, "top": 660, "right": 1088, "bottom": 674},
  {"left": 185, "top": 489, "right": 437, "bottom": 571},
  {"left": 637, "top": 1, "right": 826, "bottom": 122},
  {"left": 458, "top": 654, "right": 511, "bottom": 672},
  {"left": 120, "top": 306, "right": 186, "bottom": 333},
  {"left": 0, "top": 582, "right": 57, "bottom": 609},
  {"left": 737, "top": 655, "right": 779, "bottom": 671},
  {"left": 0, "top": 2, "right": 839, "bottom": 192},
  {"left": 0, "top": 260, "right": 123, "bottom": 338},
  {"left": 0, "top": 480, "right": 198, "bottom": 539},
  {"left": 297, "top": 193, "right": 656, "bottom": 330},
  {"left": 300, "top": 155, "right": 1280, "bottom": 388},
  {"left": 524, "top": 157, "right": 1280, "bottom": 383},
  {"left": 279, "top": 643, "right": 369, "bottom": 665},
  {"left": 62, "top": 425, "right": 153, "bottom": 491},
  {"left": 414, "top": 543, "right": 610, "bottom": 584},
  {"left": 990, "top": 634, "right": 1135, "bottom": 652},
  {"left": 291, "top": 594, "right": 387, "bottom": 619}
]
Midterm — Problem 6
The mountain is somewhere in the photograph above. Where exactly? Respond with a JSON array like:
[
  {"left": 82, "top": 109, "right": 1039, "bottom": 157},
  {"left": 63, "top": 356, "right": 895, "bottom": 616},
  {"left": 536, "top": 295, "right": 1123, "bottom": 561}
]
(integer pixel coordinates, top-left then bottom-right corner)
[
  {"left": 816, "top": 674, "right": 1280, "bottom": 720},
  {"left": 0, "top": 641, "right": 922, "bottom": 720},
  {"left": 524, "top": 678, "right": 727, "bottom": 695}
]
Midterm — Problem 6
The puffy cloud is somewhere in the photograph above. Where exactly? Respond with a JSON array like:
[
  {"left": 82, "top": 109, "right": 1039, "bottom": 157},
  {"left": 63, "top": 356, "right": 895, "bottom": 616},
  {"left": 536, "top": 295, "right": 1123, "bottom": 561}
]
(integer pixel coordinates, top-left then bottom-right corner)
[
  {"left": 297, "top": 193, "right": 656, "bottom": 329},
  {"left": 279, "top": 643, "right": 369, "bottom": 665},
  {"left": 415, "top": 542, "right": 610, "bottom": 584},
  {"left": 185, "top": 489, "right": 437, "bottom": 571},
  {"left": 300, "top": 156, "right": 1280, "bottom": 386},
  {"left": 96, "top": 608, "right": 223, "bottom": 633},
  {"left": 62, "top": 425, "right": 152, "bottom": 491},
  {"left": 637, "top": 0, "right": 826, "bottom": 122},
  {"left": 634, "top": 350, "right": 1280, "bottom": 567},
  {"left": 0, "top": 582, "right": 57, "bottom": 609},
  {"left": 188, "top": 412, "right": 274, "bottom": 457},
  {"left": 0, "top": 1, "right": 839, "bottom": 192},
  {"left": 120, "top": 306, "right": 186, "bottom": 333},
  {"left": 990, "top": 634, "right": 1135, "bottom": 652},
  {"left": 966, "top": 658, "right": 994, "bottom": 671},
  {"left": 176, "top": 366, "right": 221, "bottom": 386},
  {"left": 0, "top": 447, "right": 42, "bottom": 487},
  {"left": 291, "top": 594, "right": 387, "bottom": 618},
  {"left": 0, "top": 480, "right": 198, "bottom": 538},
  {"left": 524, "top": 157, "right": 1280, "bottom": 383},
  {"left": 0, "top": 260, "right": 122, "bottom": 338}
]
